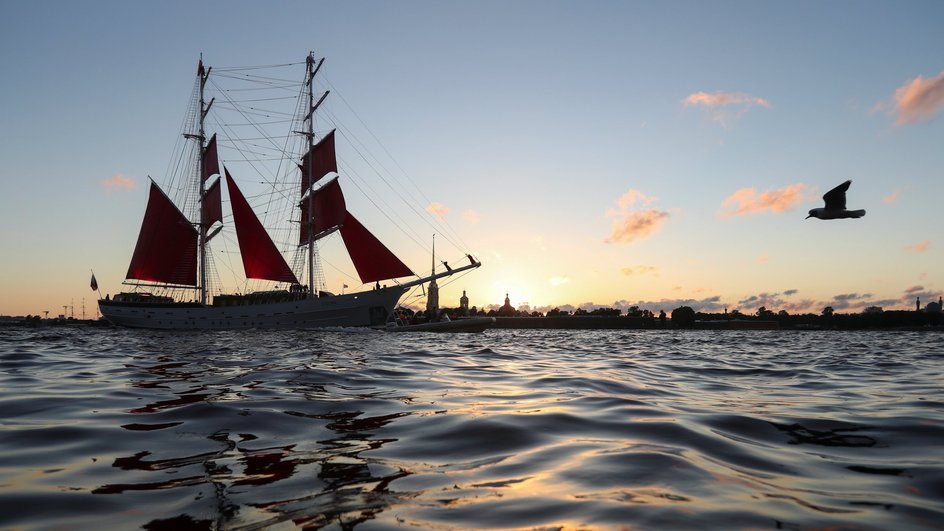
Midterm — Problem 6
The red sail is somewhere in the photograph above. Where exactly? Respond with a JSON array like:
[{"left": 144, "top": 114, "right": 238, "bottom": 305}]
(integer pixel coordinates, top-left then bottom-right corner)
[
  {"left": 224, "top": 169, "right": 299, "bottom": 284},
  {"left": 203, "top": 134, "right": 220, "bottom": 182},
  {"left": 299, "top": 178, "right": 347, "bottom": 244},
  {"left": 299, "top": 129, "right": 337, "bottom": 196},
  {"left": 340, "top": 212, "right": 413, "bottom": 283},
  {"left": 202, "top": 177, "right": 222, "bottom": 228},
  {"left": 126, "top": 181, "right": 198, "bottom": 285}
]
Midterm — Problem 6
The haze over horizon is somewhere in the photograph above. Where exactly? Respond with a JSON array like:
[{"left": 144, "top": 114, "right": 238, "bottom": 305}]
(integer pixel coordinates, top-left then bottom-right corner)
[{"left": 1, "top": 1, "right": 942, "bottom": 317}]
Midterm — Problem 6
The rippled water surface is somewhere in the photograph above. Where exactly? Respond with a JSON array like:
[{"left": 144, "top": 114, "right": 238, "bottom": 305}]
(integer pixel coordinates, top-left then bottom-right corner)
[{"left": 1, "top": 327, "right": 942, "bottom": 530}]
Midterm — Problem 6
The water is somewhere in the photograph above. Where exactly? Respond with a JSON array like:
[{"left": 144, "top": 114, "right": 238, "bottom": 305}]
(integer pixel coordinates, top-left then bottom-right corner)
[{"left": 1, "top": 327, "right": 942, "bottom": 530}]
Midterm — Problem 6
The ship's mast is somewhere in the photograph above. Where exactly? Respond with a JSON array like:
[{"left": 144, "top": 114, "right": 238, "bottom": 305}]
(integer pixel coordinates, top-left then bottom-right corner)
[
  {"left": 303, "top": 52, "right": 328, "bottom": 297},
  {"left": 197, "top": 55, "right": 212, "bottom": 304},
  {"left": 306, "top": 54, "right": 315, "bottom": 296}
]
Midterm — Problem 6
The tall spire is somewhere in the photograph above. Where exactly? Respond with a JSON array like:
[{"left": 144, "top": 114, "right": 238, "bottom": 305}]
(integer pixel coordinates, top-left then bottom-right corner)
[{"left": 426, "top": 234, "right": 439, "bottom": 316}]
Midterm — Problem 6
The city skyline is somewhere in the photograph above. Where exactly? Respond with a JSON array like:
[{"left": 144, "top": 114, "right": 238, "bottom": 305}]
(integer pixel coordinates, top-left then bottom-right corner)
[{"left": 1, "top": 1, "right": 942, "bottom": 317}]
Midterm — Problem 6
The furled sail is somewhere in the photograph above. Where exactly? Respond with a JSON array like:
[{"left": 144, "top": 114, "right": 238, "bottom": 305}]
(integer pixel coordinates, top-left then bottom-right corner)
[
  {"left": 299, "top": 177, "right": 346, "bottom": 244},
  {"left": 126, "top": 181, "right": 198, "bottom": 285},
  {"left": 299, "top": 129, "right": 337, "bottom": 196},
  {"left": 224, "top": 168, "right": 299, "bottom": 284},
  {"left": 202, "top": 177, "right": 222, "bottom": 228},
  {"left": 340, "top": 212, "right": 414, "bottom": 283},
  {"left": 202, "top": 133, "right": 219, "bottom": 182}
]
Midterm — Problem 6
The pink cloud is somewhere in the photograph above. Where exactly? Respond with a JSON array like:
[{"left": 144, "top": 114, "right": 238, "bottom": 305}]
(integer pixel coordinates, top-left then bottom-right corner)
[
  {"left": 426, "top": 202, "right": 449, "bottom": 221},
  {"left": 616, "top": 189, "right": 656, "bottom": 209},
  {"left": 683, "top": 91, "right": 771, "bottom": 108},
  {"left": 462, "top": 209, "right": 480, "bottom": 224},
  {"left": 756, "top": 254, "right": 769, "bottom": 264},
  {"left": 889, "top": 70, "right": 944, "bottom": 125},
  {"left": 100, "top": 173, "right": 136, "bottom": 191},
  {"left": 883, "top": 189, "right": 901, "bottom": 203},
  {"left": 606, "top": 209, "right": 669, "bottom": 244},
  {"left": 905, "top": 240, "right": 930, "bottom": 253},
  {"left": 605, "top": 189, "right": 671, "bottom": 244},
  {"left": 720, "top": 183, "right": 807, "bottom": 218},
  {"left": 682, "top": 91, "right": 771, "bottom": 125}
]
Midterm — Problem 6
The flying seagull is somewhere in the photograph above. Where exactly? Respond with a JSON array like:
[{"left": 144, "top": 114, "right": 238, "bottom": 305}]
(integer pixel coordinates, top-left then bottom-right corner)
[{"left": 806, "top": 180, "right": 866, "bottom": 220}]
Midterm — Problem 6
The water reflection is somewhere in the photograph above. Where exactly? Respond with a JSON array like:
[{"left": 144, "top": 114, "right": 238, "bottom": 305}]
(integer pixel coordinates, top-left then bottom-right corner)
[
  {"left": 2, "top": 328, "right": 942, "bottom": 530},
  {"left": 93, "top": 347, "right": 416, "bottom": 529}
]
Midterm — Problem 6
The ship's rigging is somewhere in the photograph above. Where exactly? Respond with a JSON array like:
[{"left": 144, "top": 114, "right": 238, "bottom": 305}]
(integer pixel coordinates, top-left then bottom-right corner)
[{"left": 121, "top": 54, "right": 477, "bottom": 310}]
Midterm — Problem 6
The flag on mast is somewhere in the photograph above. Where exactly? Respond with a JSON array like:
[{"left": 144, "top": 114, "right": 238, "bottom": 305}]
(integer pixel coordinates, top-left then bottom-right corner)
[{"left": 90, "top": 273, "right": 98, "bottom": 291}]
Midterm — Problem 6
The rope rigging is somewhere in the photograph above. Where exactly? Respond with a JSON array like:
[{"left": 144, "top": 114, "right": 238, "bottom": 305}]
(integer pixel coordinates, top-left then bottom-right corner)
[{"left": 136, "top": 56, "right": 479, "bottom": 304}]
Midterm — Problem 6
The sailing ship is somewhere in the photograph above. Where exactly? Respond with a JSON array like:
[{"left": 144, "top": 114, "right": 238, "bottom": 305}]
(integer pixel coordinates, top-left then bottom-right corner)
[{"left": 99, "top": 55, "right": 480, "bottom": 329}]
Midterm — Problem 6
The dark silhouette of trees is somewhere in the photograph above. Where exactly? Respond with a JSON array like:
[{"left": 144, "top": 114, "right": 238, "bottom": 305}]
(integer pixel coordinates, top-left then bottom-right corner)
[{"left": 671, "top": 306, "right": 696, "bottom": 328}]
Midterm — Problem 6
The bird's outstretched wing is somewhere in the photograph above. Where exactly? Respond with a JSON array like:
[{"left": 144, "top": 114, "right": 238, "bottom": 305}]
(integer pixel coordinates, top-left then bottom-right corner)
[{"left": 822, "top": 180, "right": 851, "bottom": 210}]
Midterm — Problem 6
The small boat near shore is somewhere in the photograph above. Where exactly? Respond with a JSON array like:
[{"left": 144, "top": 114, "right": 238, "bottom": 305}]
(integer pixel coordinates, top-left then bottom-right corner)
[{"left": 384, "top": 316, "right": 495, "bottom": 333}]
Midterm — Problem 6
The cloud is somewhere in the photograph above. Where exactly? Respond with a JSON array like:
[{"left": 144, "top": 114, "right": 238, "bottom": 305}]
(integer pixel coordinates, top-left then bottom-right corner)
[
  {"left": 682, "top": 91, "right": 771, "bottom": 125},
  {"left": 900, "top": 287, "right": 940, "bottom": 308},
  {"left": 905, "top": 240, "right": 930, "bottom": 253},
  {"left": 550, "top": 276, "right": 570, "bottom": 287},
  {"left": 733, "top": 287, "right": 932, "bottom": 314},
  {"left": 756, "top": 254, "right": 769, "bottom": 264},
  {"left": 738, "top": 291, "right": 789, "bottom": 310},
  {"left": 830, "top": 293, "right": 874, "bottom": 309},
  {"left": 616, "top": 189, "right": 656, "bottom": 209},
  {"left": 462, "top": 209, "right": 480, "bottom": 224},
  {"left": 610, "top": 296, "right": 726, "bottom": 313},
  {"left": 100, "top": 173, "right": 136, "bottom": 191},
  {"left": 683, "top": 91, "right": 770, "bottom": 109},
  {"left": 606, "top": 210, "right": 670, "bottom": 244},
  {"left": 720, "top": 183, "right": 807, "bottom": 218},
  {"left": 886, "top": 70, "right": 944, "bottom": 125},
  {"left": 883, "top": 189, "right": 901, "bottom": 204},
  {"left": 621, "top": 265, "right": 658, "bottom": 277},
  {"left": 426, "top": 202, "right": 449, "bottom": 220},
  {"left": 605, "top": 188, "right": 670, "bottom": 244}
]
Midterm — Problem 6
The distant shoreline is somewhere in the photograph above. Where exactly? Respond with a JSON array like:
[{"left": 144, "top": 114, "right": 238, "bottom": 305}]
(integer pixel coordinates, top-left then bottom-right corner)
[
  {"left": 2, "top": 315, "right": 941, "bottom": 332},
  {"left": 492, "top": 315, "right": 944, "bottom": 331}
]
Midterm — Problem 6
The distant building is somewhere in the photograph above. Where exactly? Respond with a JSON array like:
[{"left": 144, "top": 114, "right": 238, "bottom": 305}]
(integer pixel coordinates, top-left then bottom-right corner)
[
  {"left": 459, "top": 290, "right": 469, "bottom": 316},
  {"left": 426, "top": 278, "right": 439, "bottom": 316},
  {"left": 498, "top": 293, "right": 516, "bottom": 317},
  {"left": 926, "top": 297, "right": 943, "bottom": 314}
]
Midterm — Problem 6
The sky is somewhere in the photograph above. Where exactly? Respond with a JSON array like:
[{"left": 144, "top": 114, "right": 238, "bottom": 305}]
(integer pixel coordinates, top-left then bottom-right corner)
[{"left": 1, "top": 0, "right": 943, "bottom": 318}]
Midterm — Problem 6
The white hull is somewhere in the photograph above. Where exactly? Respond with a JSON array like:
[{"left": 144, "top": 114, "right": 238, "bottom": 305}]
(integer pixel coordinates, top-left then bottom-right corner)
[{"left": 98, "top": 287, "right": 406, "bottom": 330}]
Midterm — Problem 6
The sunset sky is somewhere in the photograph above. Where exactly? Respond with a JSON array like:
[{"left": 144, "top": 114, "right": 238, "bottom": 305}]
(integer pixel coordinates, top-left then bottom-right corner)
[{"left": 1, "top": 1, "right": 942, "bottom": 317}]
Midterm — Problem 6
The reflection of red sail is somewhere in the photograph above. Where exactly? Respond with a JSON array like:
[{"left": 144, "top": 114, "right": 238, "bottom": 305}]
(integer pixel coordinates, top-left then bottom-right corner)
[
  {"left": 225, "top": 169, "right": 299, "bottom": 284},
  {"left": 340, "top": 212, "right": 413, "bottom": 283},
  {"left": 299, "top": 178, "right": 346, "bottom": 244},
  {"left": 126, "top": 182, "right": 198, "bottom": 285},
  {"left": 299, "top": 129, "right": 337, "bottom": 196},
  {"left": 202, "top": 177, "right": 222, "bottom": 227},
  {"left": 202, "top": 133, "right": 219, "bottom": 182}
]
